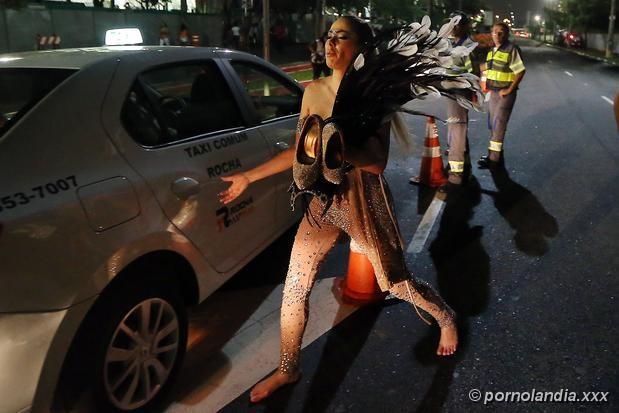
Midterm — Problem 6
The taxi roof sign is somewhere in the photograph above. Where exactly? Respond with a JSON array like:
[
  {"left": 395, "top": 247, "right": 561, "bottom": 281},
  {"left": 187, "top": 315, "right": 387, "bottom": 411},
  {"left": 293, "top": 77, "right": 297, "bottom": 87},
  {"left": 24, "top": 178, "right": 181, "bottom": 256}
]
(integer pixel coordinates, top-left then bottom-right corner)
[{"left": 105, "top": 28, "right": 143, "bottom": 46}]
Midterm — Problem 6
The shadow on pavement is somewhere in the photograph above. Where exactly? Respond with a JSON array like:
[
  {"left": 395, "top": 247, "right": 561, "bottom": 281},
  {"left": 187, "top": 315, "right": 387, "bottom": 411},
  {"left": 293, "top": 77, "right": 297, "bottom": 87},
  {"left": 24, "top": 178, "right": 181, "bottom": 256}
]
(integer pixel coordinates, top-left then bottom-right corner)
[
  {"left": 219, "top": 225, "right": 297, "bottom": 290},
  {"left": 162, "top": 225, "right": 298, "bottom": 408},
  {"left": 416, "top": 183, "right": 437, "bottom": 214},
  {"left": 484, "top": 164, "right": 559, "bottom": 256},
  {"left": 414, "top": 176, "right": 491, "bottom": 412},
  {"left": 300, "top": 304, "right": 383, "bottom": 413},
  {"left": 240, "top": 303, "right": 381, "bottom": 413}
]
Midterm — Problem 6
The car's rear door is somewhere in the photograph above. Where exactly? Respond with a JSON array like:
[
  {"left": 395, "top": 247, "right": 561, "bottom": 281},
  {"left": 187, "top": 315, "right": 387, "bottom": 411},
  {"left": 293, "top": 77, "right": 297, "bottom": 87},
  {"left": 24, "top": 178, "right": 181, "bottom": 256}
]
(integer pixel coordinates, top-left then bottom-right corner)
[{"left": 102, "top": 56, "right": 276, "bottom": 273}]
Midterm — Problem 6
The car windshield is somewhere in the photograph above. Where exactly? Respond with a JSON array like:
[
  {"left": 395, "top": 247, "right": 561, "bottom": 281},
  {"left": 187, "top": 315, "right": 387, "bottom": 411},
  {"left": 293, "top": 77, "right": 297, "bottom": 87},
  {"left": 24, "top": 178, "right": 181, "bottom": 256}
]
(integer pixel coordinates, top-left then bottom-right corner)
[{"left": 0, "top": 68, "right": 76, "bottom": 138}]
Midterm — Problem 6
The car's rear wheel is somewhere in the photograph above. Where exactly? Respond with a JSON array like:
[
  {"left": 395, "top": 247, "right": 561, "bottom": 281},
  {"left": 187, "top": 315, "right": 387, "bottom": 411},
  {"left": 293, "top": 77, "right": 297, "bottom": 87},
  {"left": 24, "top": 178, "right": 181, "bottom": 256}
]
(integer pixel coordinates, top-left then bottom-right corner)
[{"left": 93, "top": 283, "right": 187, "bottom": 412}]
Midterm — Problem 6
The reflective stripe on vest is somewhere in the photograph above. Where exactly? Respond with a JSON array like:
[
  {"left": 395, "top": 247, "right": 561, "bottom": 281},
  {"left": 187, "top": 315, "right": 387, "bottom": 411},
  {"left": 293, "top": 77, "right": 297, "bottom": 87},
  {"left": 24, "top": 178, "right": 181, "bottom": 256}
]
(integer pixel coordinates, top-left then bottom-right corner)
[
  {"left": 449, "top": 160, "right": 464, "bottom": 173},
  {"left": 489, "top": 140, "right": 503, "bottom": 152},
  {"left": 486, "top": 43, "right": 515, "bottom": 89},
  {"left": 464, "top": 57, "right": 473, "bottom": 73},
  {"left": 510, "top": 60, "right": 525, "bottom": 73}
]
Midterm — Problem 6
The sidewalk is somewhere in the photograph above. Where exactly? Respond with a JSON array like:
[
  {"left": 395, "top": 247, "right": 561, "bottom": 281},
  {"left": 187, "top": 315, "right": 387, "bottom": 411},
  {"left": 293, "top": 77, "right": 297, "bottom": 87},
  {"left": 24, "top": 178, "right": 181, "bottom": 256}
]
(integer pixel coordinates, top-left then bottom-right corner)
[
  {"left": 538, "top": 40, "right": 619, "bottom": 66},
  {"left": 242, "top": 43, "right": 316, "bottom": 85},
  {"left": 244, "top": 42, "right": 310, "bottom": 68}
]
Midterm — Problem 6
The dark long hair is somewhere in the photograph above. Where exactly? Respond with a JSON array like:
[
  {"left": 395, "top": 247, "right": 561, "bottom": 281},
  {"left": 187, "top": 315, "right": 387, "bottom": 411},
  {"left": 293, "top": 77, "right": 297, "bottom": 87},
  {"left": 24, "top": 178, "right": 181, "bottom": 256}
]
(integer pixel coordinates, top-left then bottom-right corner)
[{"left": 338, "top": 16, "right": 374, "bottom": 52}]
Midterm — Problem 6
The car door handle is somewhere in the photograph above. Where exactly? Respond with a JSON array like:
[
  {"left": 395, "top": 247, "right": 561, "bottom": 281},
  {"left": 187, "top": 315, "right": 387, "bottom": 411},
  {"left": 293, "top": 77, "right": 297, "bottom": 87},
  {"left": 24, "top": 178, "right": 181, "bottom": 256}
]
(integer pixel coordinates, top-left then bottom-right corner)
[
  {"left": 274, "top": 141, "right": 290, "bottom": 152},
  {"left": 171, "top": 177, "right": 201, "bottom": 199}
]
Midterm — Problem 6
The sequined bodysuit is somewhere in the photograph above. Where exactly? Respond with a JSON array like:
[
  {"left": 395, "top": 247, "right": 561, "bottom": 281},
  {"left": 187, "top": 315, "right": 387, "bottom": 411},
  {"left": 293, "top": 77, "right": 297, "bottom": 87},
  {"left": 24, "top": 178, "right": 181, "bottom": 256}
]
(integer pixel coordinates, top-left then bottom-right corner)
[{"left": 280, "top": 116, "right": 455, "bottom": 374}]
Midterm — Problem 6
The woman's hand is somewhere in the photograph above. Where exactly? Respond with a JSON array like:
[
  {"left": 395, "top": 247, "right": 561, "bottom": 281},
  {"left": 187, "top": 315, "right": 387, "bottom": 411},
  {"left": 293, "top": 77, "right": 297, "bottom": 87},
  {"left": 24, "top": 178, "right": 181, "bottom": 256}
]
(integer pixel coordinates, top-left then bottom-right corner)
[{"left": 218, "top": 173, "right": 250, "bottom": 205}]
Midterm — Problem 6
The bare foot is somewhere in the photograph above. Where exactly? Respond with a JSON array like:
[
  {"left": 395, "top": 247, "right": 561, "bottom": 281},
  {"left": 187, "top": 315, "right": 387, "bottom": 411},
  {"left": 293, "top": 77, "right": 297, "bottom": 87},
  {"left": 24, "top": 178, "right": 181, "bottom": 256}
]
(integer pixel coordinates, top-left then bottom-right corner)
[
  {"left": 249, "top": 370, "right": 301, "bottom": 403},
  {"left": 437, "top": 323, "right": 458, "bottom": 356}
]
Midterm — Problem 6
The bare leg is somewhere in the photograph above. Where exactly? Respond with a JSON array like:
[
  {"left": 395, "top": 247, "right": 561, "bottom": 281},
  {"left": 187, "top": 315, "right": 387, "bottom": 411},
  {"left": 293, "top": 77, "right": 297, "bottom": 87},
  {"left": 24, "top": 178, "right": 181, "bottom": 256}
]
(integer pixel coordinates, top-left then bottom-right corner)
[
  {"left": 345, "top": 232, "right": 458, "bottom": 356},
  {"left": 388, "top": 278, "right": 458, "bottom": 356},
  {"left": 250, "top": 214, "right": 342, "bottom": 403}
]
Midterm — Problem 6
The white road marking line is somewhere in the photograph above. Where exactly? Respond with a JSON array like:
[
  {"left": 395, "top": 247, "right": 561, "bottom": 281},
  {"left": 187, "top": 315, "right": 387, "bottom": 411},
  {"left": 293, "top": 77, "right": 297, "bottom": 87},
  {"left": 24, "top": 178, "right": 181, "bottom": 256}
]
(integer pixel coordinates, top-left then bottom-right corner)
[
  {"left": 601, "top": 95, "right": 614, "bottom": 105},
  {"left": 407, "top": 194, "right": 445, "bottom": 254},
  {"left": 564, "top": 71, "right": 574, "bottom": 77},
  {"left": 166, "top": 277, "right": 359, "bottom": 412}
]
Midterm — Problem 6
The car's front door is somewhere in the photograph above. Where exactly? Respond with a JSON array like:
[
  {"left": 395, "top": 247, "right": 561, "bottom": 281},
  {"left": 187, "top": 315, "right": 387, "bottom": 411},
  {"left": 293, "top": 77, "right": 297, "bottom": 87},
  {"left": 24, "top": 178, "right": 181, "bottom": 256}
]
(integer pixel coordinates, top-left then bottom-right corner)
[
  {"left": 103, "top": 58, "right": 277, "bottom": 273},
  {"left": 223, "top": 59, "right": 303, "bottom": 230}
]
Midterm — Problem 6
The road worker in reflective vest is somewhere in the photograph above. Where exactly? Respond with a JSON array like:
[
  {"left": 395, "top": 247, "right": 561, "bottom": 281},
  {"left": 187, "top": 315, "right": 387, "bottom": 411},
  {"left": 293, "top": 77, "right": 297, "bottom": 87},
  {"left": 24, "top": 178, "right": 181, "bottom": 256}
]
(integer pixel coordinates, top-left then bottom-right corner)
[
  {"left": 477, "top": 22, "right": 525, "bottom": 169},
  {"left": 444, "top": 12, "right": 476, "bottom": 188}
]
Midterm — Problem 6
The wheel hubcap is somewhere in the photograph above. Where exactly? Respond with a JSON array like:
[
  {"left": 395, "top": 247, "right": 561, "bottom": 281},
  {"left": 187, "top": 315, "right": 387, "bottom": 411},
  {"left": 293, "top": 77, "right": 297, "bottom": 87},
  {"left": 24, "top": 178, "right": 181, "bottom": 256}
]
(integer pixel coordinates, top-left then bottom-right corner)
[{"left": 103, "top": 298, "right": 180, "bottom": 410}]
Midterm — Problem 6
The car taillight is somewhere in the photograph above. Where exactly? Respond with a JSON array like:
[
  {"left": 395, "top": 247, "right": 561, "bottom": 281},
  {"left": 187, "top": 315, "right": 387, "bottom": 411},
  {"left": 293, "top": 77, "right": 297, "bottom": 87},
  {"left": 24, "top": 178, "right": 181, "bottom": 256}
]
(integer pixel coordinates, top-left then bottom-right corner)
[{"left": 569, "top": 34, "right": 574, "bottom": 39}]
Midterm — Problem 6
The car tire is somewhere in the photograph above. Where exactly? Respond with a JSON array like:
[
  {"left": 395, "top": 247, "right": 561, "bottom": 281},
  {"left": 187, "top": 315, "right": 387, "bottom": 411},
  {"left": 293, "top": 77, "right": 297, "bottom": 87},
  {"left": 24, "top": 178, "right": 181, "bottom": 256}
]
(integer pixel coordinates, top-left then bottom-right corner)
[{"left": 91, "top": 280, "right": 188, "bottom": 412}]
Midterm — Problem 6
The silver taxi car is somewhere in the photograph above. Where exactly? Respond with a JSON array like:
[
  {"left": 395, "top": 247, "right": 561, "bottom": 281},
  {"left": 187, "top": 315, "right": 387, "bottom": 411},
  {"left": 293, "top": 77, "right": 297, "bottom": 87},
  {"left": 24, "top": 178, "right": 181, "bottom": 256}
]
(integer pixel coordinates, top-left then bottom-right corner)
[{"left": 0, "top": 46, "right": 302, "bottom": 412}]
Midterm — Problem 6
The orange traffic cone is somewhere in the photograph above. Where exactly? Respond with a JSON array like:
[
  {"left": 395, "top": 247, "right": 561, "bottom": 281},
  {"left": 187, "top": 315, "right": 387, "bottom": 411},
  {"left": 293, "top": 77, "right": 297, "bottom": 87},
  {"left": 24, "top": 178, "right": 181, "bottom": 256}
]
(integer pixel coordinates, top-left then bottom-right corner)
[
  {"left": 409, "top": 117, "right": 447, "bottom": 188},
  {"left": 334, "top": 241, "right": 387, "bottom": 304}
]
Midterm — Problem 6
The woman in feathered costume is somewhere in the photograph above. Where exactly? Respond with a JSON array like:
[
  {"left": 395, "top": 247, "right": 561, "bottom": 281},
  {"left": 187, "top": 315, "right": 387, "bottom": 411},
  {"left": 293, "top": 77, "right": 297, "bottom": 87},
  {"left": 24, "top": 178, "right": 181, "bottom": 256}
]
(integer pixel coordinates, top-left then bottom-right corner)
[{"left": 218, "top": 15, "right": 482, "bottom": 402}]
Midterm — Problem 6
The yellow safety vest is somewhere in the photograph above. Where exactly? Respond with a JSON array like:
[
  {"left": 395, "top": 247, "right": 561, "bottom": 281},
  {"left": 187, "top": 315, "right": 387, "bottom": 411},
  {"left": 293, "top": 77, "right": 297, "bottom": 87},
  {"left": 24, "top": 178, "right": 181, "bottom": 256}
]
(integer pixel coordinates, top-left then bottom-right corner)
[
  {"left": 486, "top": 42, "right": 523, "bottom": 89},
  {"left": 463, "top": 57, "right": 473, "bottom": 73}
]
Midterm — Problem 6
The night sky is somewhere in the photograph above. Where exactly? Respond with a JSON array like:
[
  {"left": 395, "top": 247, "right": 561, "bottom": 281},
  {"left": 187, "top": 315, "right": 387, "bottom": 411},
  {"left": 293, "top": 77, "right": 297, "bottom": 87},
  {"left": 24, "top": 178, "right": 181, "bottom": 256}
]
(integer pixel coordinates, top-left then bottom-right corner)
[{"left": 483, "top": 0, "right": 549, "bottom": 25}]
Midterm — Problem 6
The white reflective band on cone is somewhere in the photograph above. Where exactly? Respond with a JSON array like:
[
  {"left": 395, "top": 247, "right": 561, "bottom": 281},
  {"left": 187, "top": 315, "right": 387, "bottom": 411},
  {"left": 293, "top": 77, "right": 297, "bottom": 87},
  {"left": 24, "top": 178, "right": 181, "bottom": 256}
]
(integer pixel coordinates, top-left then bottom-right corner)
[
  {"left": 423, "top": 146, "right": 442, "bottom": 158},
  {"left": 489, "top": 141, "right": 503, "bottom": 152},
  {"left": 449, "top": 161, "right": 464, "bottom": 173},
  {"left": 426, "top": 124, "right": 438, "bottom": 138}
]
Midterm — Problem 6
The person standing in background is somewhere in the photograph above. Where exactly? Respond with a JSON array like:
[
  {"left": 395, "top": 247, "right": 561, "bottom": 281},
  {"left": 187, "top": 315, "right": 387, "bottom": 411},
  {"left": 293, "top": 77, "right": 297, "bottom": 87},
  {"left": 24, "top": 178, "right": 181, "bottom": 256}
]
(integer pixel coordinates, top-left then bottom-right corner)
[
  {"left": 477, "top": 22, "right": 525, "bottom": 169},
  {"left": 249, "top": 23, "right": 258, "bottom": 47},
  {"left": 309, "top": 33, "right": 329, "bottom": 80},
  {"left": 272, "top": 19, "right": 286, "bottom": 53},
  {"left": 443, "top": 12, "right": 476, "bottom": 189},
  {"left": 179, "top": 23, "right": 189, "bottom": 46},
  {"left": 231, "top": 22, "right": 241, "bottom": 49},
  {"left": 159, "top": 23, "right": 170, "bottom": 46}
]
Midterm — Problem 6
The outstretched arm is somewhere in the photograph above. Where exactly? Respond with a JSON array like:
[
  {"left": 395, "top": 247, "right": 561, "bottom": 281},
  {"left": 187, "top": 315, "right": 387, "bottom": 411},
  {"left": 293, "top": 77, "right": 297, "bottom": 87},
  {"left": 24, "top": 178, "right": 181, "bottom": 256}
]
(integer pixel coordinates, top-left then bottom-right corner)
[{"left": 219, "top": 88, "right": 311, "bottom": 205}]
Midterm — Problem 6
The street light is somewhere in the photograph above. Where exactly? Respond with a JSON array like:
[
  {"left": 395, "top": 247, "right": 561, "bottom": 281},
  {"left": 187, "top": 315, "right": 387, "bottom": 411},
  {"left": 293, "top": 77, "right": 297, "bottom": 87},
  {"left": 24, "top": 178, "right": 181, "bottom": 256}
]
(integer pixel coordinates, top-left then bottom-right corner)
[{"left": 533, "top": 15, "right": 542, "bottom": 41}]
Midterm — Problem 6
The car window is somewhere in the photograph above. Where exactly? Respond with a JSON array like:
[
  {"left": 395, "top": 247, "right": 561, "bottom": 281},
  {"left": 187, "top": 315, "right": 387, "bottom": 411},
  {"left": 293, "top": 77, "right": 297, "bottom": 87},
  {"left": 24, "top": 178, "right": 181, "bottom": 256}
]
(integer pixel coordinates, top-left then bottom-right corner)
[
  {"left": 122, "top": 61, "right": 245, "bottom": 146},
  {"left": 230, "top": 62, "right": 301, "bottom": 123},
  {"left": 0, "top": 68, "right": 76, "bottom": 138}
]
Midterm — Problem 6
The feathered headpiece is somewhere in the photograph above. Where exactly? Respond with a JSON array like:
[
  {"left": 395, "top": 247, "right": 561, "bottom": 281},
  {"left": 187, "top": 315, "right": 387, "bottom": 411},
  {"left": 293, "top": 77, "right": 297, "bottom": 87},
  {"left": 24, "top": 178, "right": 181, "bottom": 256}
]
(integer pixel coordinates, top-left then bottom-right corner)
[
  {"left": 331, "top": 14, "right": 483, "bottom": 146},
  {"left": 290, "top": 15, "right": 483, "bottom": 221}
]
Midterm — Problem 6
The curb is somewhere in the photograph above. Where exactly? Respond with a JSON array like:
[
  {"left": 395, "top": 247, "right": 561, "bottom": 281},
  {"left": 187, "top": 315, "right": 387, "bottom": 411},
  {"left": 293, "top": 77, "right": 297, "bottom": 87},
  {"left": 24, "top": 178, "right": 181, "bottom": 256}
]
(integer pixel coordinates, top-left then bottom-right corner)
[
  {"left": 538, "top": 41, "right": 618, "bottom": 67},
  {"left": 281, "top": 62, "right": 312, "bottom": 73}
]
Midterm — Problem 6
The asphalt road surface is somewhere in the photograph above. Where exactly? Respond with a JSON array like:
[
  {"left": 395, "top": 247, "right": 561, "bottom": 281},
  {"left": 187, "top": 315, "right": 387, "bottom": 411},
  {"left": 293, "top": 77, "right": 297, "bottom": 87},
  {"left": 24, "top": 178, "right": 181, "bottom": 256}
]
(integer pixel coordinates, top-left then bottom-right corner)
[{"left": 163, "top": 40, "right": 619, "bottom": 413}]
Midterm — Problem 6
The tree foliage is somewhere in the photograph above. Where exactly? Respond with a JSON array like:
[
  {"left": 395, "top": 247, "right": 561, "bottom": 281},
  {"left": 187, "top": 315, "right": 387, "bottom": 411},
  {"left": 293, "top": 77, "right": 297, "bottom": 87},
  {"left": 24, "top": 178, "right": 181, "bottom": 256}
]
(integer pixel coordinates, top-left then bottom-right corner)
[
  {"left": 558, "top": 0, "right": 612, "bottom": 32},
  {"left": 370, "top": 0, "right": 426, "bottom": 25},
  {"left": 443, "top": 0, "right": 486, "bottom": 16},
  {"left": 0, "top": 0, "right": 28, "bottom": 8}
]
